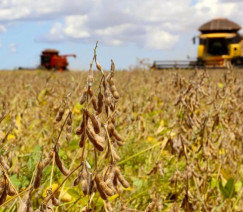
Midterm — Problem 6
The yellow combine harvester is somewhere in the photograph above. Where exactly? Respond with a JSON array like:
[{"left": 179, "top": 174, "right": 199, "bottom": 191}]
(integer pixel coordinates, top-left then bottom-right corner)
[
  {"left": 197, "top": 18, "right": 243, "bottom": 67},
  {"left": 152, "top": 18, "right": 243, "bottom": 69}
]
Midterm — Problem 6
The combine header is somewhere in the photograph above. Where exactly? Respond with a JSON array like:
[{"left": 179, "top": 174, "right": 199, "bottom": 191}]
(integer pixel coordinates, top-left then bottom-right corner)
[
  {"left": 151, "top": 60, "right": 200, "bottom": 69},
  {"left": 152, "top": 18, "right": 243, "bottom": 69}
]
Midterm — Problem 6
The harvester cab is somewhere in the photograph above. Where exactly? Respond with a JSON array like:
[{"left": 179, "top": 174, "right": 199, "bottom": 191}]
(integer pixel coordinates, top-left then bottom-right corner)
[{"left": 40, "top": 49, "right": 76, "bottom": 71}]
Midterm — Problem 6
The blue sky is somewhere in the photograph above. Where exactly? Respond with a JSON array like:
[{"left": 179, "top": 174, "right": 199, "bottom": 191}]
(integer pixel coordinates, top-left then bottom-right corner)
[{"left": 0, "top": 0, "right": 242, "bottom": 70}]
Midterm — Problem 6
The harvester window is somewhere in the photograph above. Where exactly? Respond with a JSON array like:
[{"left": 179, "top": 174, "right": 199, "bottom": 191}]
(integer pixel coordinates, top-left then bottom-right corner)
[
  {"left": 199, "top": 38, "right": 206, "bottom": 45},
  {"left": 41, "top": 55, "right": 51, "bottom": 64},
  {"left": 207, "top": 38, "right": 228, "bottom": 56},
  {"left": 228, "top": 35, "right": 240, "bottom": 44}
]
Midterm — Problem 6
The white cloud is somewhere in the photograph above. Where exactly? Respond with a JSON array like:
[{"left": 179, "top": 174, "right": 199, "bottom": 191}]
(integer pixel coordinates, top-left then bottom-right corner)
[
  {"left": 0, "top": 25, "right": 7, "bottom": 33},
  {"left": 145, "top": 28, "right": 179, "bottom": 50},
  {"left": 95, "top": 24, "right": 132, "bottom": 36},
  {"left": 1, "top": 0, "right": 243, "bottom": 50},
  {"left": 64, "top": 16, "right": 90, "bottom": 39},
  {"left": 48, "top": 23, "right": 65, "bottom": 41},
  {"left": 9, "top": 43, "right": 17, "bottom": 53},
  {"left": 0, "top": 0, "right": 93, "bottom": 21}
]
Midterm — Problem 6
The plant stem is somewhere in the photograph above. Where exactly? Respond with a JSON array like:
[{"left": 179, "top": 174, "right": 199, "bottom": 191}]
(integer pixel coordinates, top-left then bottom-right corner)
[
  {"left": 50, "top": 151, "right": 56, "bottom": 187},
  {"left": 118, "top": 142, "right": 162, "bottom": 165}
]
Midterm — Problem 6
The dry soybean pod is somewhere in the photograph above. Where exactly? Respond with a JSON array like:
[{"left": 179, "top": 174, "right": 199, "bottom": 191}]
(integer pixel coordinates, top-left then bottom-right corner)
[
  {"left": 112, "top": 129, "right": 124, "bottom": 142},
  {"left": 80, "top": 163, "right": 90, "bottom": 195},
  {"left": 112, "top": 148, "right": 120, "bottom": 161},
  {"left": 80, "top": 87, "right": 88, "bottom": 105},
  {"left": 86, "top": 129, "right": 104, "bottom": 152},
  {"left": 66, "top": 111, "right": 73, "bottom": 142},
  {"left": 0, "top": 175, "right": 6, "bottom": 198},
  {"left": 73, "top": 170, "right": 82, "bottom": 186},
  {"left": 0, "top": 184, "right": 7, "bottom": 205},
  {"left": 75, "top": 126, "right": 83, "bottom": 135},
  {"left": 86, "top": 123, "right": 104, "bottom": 151},
  {"left": 87, "top": 66, "right": 94, "bottom": 87},
  {"left": 34, "top": 162, "right": 44, "bottom": 189},
  {"left": 18, "top": 188, "right": 33, "bottom": 212},
  {"left": 95, "top": 173, "right": 113, "bottom": 198},
  {"left": 7, "top": 184, "right": 16, "bottom": 196},
  {"left": 0, "top": 156, "right": 9, "bottom": 171},
  {"left": 86, "top": 128, "right": 104, "bottom": 152},
  {"left": 79, "top": 110, "right": 87, "bottom": 148},
  {"left": 88, "top": 88, "right": 98, "bottom": 111},
  {"left": 55, "top": 107, "right": 65, "bottom": 122},
  {"left": 96, "top": 173, "right": 114, "bottom": 196},
  {"left": 79, "top": 131, "right": 86, "bottom": 148},
  {"left": 105, "top": 166, "right": 116, "bottom": 194},
  {"left": 86, "top": 109, "right": 100, "bottom": 134},
  {"left": 103, "top": 165, "right": 112, "bottom": 181},
  {"left": 51, "top": 196, "right": 60, "bottom": 206},
  {"left": 105, "top": 178, "right": 116, "bottom": 195},
  {"left": 107, "top": 122, "right": 115, "bottom": 134},
  {"left": 97, "top": 91, "right": 103, "bottom": 115},
  {"left": 55, "top": 150, "right": 70, "bottom": 176},
  {"left": 109, "top": 82, "right": 119, "bottom": 100},
  {"left": 0, "top": 175, "right": 7, "bottom": 205},
  {"left": 114, "top": 138, "right": 124, "bottom": 146},
  {"left": 115, "top": 167, "right": 129, "bottom": 188},
  {"left": 42, "top": 152, "right": 53, "bottom": 168},
  {"left": 66, "top": 112, "right": 72, "bottom": 126},
  {"left": 105, "top": 165, "right": 116, "bottom": 182}
]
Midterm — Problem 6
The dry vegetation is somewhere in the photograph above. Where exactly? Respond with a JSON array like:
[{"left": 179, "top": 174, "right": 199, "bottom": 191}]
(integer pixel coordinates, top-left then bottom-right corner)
[{"left": 1, "top": 52, "right": 243, "bottom": 211}]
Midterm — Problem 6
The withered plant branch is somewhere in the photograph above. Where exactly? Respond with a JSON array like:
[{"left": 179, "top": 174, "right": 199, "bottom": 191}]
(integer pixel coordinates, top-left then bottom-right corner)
[
  {"left": 87, "top": 192, "right": 95, "bottom": 212},
  {"left": 0, "top": 187, "right": 30, "bottom": 207},
  {"left": 89, "top": 41, "right": 99, "bottom": 71},
  {"left": 94, "top": 148, "right": 98, "bottom": 172},
  {"left": 59, "top": 151, "right": 79, "bottom": 201},
  {"left": 43, "top": 162, "right": 83, "bottom": 205},
  {"left": 126, "top": 185, "right": 156, "bottom": 204},
  {"left": 118, "top": 142, "right": 162, "bottom": 165},
  {"left": 104, "top": 125, "right": 114, "bottom": 163},
  {"left": 49, "top": 151, "right": 56, "bottom": 187},
  {"left": 8, "top": 198, "right": 17, "bottom": 211},
  {"left": 103, "top": 200, "right": 109, "bottom": 212},
  {"left": 0, "top": 112, "right": 9, "bottom": 125},
  {"left": 30, "top": 151, "right": 43, "bottom": 186},
  {"left": 91, "top": 192, "right": 100, "bottom": 211},
  {"left": 81, "top": 138, "right": 88, "bottom": 163},
  {"left": 1, "top": 129, "right": 11, "bottom": 144},
  {"left": 193, "top": 176, "right": 208, "bottom": 212},
  {"left": 0, "top": 163, "right": 22, "bottom": 202},
  {"left": 62, "top": 197, "right": 82, "bottom": 210},
  {"left": 54, "top": 110, "right": 72, "bottom": 148},
  {"left": 182, "top": 139, "right": 189, "bottom": 161}
]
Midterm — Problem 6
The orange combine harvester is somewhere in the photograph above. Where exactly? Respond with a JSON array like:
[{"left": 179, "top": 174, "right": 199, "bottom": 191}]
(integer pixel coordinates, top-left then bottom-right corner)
[{"left": 40, "top": 49, "right": 76, "bottom": 71}]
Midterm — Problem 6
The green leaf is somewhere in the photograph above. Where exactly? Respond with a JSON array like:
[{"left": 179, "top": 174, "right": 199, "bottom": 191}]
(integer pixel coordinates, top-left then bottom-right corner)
[
  {"left": 67, "top": 188, "right": 80, "bottom": 199},
  {"left": 219, "top": 181, "right": 225, "bottom": 197},
  {"left": 210, "top": 177, "right": 218, "bottom": 188},
  {"left": 68, "top": 138, "right": 79, "bottom": 151},
  {"left": 33, "top": 144, "right": 41, "bottom": 160},
  {"left": 219, "top": 178, "right": 236, "bottom": 199},
  {"left": 10, "top": 174, "right": 21, "bottom": 188},
  {"left": 132, "top": 177, "right": 143, "bottom": 189},
  {"left": 235, "top": 181, "right": 242, "bottom": 192},
  {"left": 224, "top": 178, "right": 236, "bottom": 198}
]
